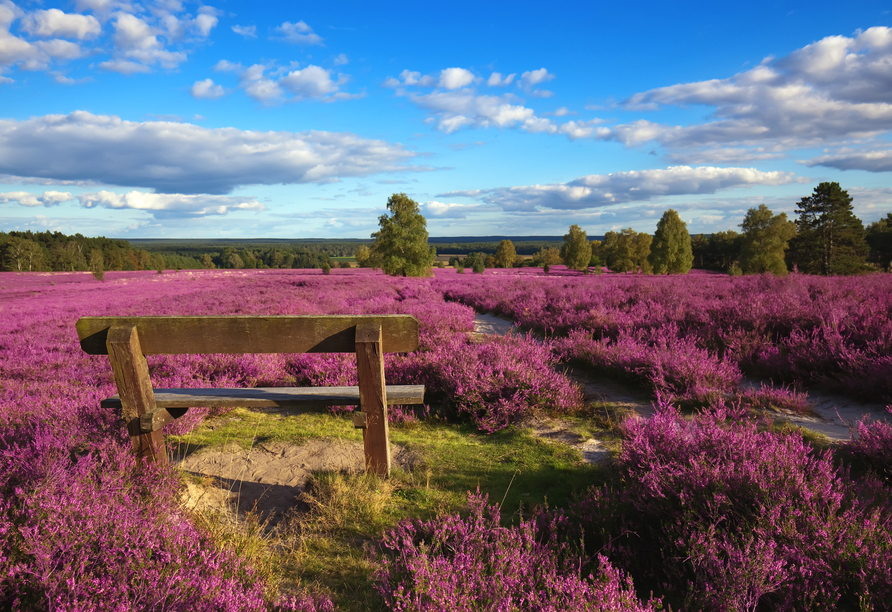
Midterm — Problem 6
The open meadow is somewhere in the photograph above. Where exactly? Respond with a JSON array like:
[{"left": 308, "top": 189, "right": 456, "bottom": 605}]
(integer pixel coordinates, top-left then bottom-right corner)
[{"left": 2, "top": 267, "right": 892, "bottom": 611}]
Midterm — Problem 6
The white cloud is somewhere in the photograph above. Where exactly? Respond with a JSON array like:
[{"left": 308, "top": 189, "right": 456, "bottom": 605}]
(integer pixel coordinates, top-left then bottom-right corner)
[
  {"left": 98, "top": 58, "right": 149, "bottom": 74},
  {"left": 553, "top": 107, "right": 572, "bottom": 117},
  {"left": 280, "top": 65, "right": 341, "bottom": 99},
  {"left": 36, "top": 39, "right": 84, "bottom": 60},
  {"left": 191, "top": 77, "right": 224, "bottom": 99},
  {"left": 0, "top": 3, "right": 47, "bottom": 71},
  {"left": 805, "top": 148, "right": 892, "bottom": 172},
  {"left": 102, "top": 11, "right": 186, "bottom": 71},
  {"left": 383, "top": 69, "right": 436, "bottom": 88},
  {"left": 273, "top": 20, "right": 322, "bottom": 45},
  {"left": 519, "top": 67, "right": 555, "bottom": 96},
  {"left": 607, "top": 27, "right": 892, "bottom": 159},
  {"left": 215, "top": 61, "right": 357, "bottom": 103},
  {"left": 421, "top": 200, "right": 492, "bottom": 219},
  {"left": 0, "top": 111, "right": 423, "bottom": 194},
  {"left": 20, "top": 9, "right": 101, "bottom": 39},
  {"left": 333, "top": 53, "right": 348, "bottom": 66},
  {"left": 78, "top": 190, "right": 264, "bottom": 217},
  {"left": 192, "top": 9, "right": 218, "bottom": 37},
  {"left": 442, "top": 166, "right": 802, "bottom": 211},
  {"left": 0, "top": 190, "right": 74, "bottom": 207},
  {"left": 487, "top": 72, "right": 515, "bottom": 86},
  {"left": 439, "top": 67, "right": 475, "bottom": 90},
  {"left": 231, "top": 24, "right": 256, "bottom": 38},
  {"left": 520, "top": 68, "right": 554, "bottom": 87}
]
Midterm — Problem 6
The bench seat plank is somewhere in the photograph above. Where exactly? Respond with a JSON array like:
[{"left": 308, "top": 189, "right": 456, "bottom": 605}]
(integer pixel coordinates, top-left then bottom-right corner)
[
  {"left": 100, "top": 385, "right": 425, "bottom": 410},
  {"left": 77, "top": 315, "right": 419, "bottom": 355}
]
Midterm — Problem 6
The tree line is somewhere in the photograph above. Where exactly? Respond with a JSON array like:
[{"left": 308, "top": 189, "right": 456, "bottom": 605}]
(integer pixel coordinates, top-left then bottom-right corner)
[
  {"left": 0, "top": 231, "right": 333, "bottom": 276},
  {"left": 0, "top": 231, "right": 177, "bottom": 277},
  {"left": 366, "top": 184, "right": 892, "bottom": 277}
]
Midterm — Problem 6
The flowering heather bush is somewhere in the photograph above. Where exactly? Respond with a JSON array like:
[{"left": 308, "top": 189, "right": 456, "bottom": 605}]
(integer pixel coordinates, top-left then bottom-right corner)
[
  {"left": 735, "top": 382, "right": 813, "bottom": 415},
  {"left": 0, "top": 422, "right": 274, "bottom": 611},
  {"left": 555, "top": 325, "right": 741, "bottom": 407},
  {"left": 0, "top": 269, "right": 583, "bottom": 609},
  {"left": 437, "top": 271, "right": 892, "bottom": 403},
  {"left": 847, "top": 407, "right": 892, "bottom": 482},
  {"left": 556, "top": 404, "right": 892, "bottom": 611},
  {"left": 377, "top": 493, "right": 660, "bottom": 612},
  {"left": 394, "top": 333, "right": 583, "bottom": 432}
]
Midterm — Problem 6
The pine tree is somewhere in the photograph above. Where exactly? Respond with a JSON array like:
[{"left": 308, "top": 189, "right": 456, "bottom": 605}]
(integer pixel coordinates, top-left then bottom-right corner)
[
  {"left": 648, "top": 209, "right": 693, "bottom": 274},
  {"left": 739, "top": 204, "right": 796, "bottom": 276},
  {"left": 790, "top": 182, "right": 868, "bottom": 275}
]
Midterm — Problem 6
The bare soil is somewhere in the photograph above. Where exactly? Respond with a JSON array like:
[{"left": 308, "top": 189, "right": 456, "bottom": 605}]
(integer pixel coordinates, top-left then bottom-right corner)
[
  {"left": 471, "top": 314, "right": 891, "bottom": 444},
  {"left": 176, "top": 439, "right": 413, "bottom": 521}
]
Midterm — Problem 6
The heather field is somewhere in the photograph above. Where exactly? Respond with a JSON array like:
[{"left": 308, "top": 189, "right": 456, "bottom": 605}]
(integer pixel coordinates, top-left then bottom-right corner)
[{"left": 2, "top": 268, "right": 892, "bottom": 611}]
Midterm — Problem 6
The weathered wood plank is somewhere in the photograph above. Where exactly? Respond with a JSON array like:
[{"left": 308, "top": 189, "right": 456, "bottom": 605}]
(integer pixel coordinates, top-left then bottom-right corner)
[
  {"left": 101, "top": 385, "right": 426, "bottom": 411},
  {"left": 77, "top": 315, "right": 419, "bottom": 355},
  {"left": 106, "top": 325, "right": 167, "bottom": 464},
  {"left": 356, "top": 323, "right": 390, "bottom": 478}
]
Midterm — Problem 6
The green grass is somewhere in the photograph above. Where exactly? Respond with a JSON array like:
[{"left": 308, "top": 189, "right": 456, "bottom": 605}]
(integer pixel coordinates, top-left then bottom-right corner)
[
  {"left": 169, "top": 407, "right": 612, "bottom": 610},
  {"left": 766, "top": 418, "right": 832, "bottom": 450}
]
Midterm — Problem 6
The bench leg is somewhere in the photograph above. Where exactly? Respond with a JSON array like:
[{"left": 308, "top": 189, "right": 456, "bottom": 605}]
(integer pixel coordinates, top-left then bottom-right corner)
[
  {"left": 356, "top": 323, "right": 390, "bottom": 477},
  {"left": 106, "top": 325, "right": 167, "bottom": 465}
]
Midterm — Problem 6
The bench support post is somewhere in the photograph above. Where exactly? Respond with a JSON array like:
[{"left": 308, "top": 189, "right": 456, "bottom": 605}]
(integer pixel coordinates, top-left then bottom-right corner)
[
  {"left": 356, "top": 323, "right": 390, "bottom": 477},
  {"left": 106, "top": 325, "right": 168, "bottom": 465}
]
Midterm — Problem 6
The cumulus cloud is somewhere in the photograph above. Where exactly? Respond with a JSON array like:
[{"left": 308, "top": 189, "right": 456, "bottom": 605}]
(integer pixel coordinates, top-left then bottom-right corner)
[
  {"left": 333, "top": 53, "right": 348, "bottom": 66},
  {"left": 280, "top": 65, "right": 348, "bottom": 100},
  {"left": 104, "top": 12, "right": 186, "bottom": 70},
  {"left": 441, "top": 166, "right": 802, "bottom": 211},
  {"left": 273, "top": 20, "right": 322, "bottom": 45},
  {"left": 2, "top": 1, "right": 218, "bottom": 77},
  {"left": 191, "top": 77, "right": 224, "bottom": 99},
  {"left": 0, "top": 111, "right": 424, "bottom": 194},
  {"left": 231, "top": 24, "right": 256, "bottom": 38},
  {"left": 0, "top": 190, "right": 74, "bottom": 207},
  {"left": 78, "top": 190, "right": 264, "bottom": 218},
  {"left": 439, "top": 67, "right": 475, "bottom": 89},
  {"left": 214, "top": 60, "right": 357, "bottom": 103},
  {"left": 519, "top": 68, "right": 555, "bottom": 96},
  {"left": 382, "top": 69, "right": 436, "bottom": 88},
  {"left": 384, "top": 65, "right": 593, "bottom": 137},
  {"left": 605, "top": 27, "right": 892, "bottom": 161},
  {"left": 487, "top": 72, "right": 515, "bottom": 86},
  {"left": 20, "top": 9, "right": 101, "bottom": 39}
]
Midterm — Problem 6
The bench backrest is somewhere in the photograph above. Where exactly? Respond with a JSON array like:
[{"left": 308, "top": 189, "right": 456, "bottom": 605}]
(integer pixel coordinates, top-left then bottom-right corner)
[{"left": 76, "top": 315, "right": 420, "bottom": 355}]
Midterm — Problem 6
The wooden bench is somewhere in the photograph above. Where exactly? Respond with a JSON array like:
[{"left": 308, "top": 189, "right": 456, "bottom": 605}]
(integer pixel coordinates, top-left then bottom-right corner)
[{"left": 76, "top": 315, "right": 425, "bottom": 477}]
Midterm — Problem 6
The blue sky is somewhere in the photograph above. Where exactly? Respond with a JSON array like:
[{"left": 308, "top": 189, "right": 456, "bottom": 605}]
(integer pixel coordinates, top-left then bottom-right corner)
[{"left": 1, "top": 0, "right": 891, "bottom": 239}]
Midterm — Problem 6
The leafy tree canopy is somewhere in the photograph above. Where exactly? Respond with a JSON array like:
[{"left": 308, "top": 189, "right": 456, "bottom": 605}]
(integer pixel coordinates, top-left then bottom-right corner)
[
  {"left": 866, "top": 212, "right": 892, "bottom": 271},
  {"left": 494, "top": 239, "right": 516, "bottom": 268},
  {"left": 648, "top": 209, "right": 693, "bottom": 274},
  {"left": 370, "top": 193, "right": 436, "bottom": 277},
  {"left": 560, "top": 224, "right": 592, "bottom": 272},
  {"left": 602, "top": 228, "right": 653, "bottom": 274},
  {"left": 739, "top": 204, "right": 796, "bottom": 276}
]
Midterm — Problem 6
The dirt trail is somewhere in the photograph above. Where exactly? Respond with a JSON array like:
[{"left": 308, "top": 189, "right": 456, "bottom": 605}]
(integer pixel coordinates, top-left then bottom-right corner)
[
  {"left": 175, "top": 439, "right": 413, "bottom": 522},
  {"left": 472, "top": 313, "right": 891, "bottom": 443}
]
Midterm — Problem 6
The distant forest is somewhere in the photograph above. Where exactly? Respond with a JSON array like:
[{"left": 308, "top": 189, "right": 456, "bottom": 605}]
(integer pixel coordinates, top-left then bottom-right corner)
[
  {"left": 0, "top": 231, "right": 332, "bottom": 273},
  {"left": 3, "top": 221, "right": 890, "bottom": 274}
]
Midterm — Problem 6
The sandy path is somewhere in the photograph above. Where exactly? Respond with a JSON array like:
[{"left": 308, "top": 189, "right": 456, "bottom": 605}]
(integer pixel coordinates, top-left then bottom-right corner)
[
  {"left": 471, "top": 313, "right": 891, "bottom": 443},
  {"left": 175, "top": 439, "right": 413, "bottom": 521}
]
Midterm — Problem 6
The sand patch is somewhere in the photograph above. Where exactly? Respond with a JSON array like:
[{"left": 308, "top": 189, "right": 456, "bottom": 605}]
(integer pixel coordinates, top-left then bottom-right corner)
[
  {"left": 523, "top": 416, "right": 613, "bottom": 465},
  {"left": 176, "top": 439, "right": 413, "bottom": 522}
]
